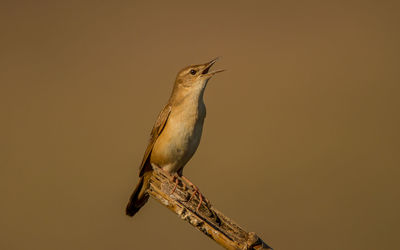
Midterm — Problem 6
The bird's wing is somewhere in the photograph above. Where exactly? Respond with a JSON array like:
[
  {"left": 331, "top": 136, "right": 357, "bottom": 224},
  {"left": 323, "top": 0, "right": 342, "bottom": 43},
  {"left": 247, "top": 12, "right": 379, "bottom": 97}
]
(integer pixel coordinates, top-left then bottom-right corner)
[{"left": 138, "top": 104, "right": 172, "bottom": 177}]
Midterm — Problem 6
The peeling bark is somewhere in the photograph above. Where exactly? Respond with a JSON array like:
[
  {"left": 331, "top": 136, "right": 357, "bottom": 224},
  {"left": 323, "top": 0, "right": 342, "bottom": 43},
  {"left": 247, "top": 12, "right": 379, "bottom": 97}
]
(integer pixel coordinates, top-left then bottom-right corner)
[{"left": 147, "top": 168, "right": 273, "bottom": 250}]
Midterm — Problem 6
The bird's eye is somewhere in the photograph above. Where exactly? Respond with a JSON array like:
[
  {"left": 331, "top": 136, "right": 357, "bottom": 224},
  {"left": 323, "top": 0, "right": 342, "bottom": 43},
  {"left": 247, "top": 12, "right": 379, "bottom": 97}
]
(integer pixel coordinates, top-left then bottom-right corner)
[{"left": 190, "top": 69, "right": 197, "bottom": 75}]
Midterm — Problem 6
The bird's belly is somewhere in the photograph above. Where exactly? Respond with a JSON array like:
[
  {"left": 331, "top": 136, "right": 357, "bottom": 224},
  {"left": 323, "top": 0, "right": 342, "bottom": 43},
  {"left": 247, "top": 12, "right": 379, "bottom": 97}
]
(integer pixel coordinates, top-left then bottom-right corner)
[{"left": 150, "top": 111, "right": 204, "bottom": 173}]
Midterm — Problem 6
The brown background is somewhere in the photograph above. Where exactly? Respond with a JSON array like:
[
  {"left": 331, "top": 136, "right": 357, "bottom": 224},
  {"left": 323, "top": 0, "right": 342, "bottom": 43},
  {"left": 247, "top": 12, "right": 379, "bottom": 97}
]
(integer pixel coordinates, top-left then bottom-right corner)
[{"left": 1, "top": 1, "right": 399, "bottom": 249}]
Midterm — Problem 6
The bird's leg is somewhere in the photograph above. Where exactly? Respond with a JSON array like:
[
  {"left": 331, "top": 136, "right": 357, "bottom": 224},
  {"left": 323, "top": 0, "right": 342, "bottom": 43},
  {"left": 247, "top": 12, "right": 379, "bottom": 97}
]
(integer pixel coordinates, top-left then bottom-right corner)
[
  {"left": 170, "top": 173, "right": 180, "bottom": 194},
  {"left": 181, "top": 176, "right": 207, "bottom": 212},
  {"left": 151, "top": 164, "right": 187, "bottom": 194}
]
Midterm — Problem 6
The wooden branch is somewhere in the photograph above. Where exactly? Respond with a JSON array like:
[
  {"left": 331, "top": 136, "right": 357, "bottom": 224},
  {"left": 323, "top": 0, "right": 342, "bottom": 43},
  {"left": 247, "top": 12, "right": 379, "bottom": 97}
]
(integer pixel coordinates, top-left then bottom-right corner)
[{"left": 147, "top": 168, "right": 273, "bottom": 250}]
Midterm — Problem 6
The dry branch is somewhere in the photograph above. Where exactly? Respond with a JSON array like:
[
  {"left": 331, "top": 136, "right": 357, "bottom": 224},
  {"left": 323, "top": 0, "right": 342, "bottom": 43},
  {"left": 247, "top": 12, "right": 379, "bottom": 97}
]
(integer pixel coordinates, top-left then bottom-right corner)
[{"left": 147, "top": 168, "right": 273, "bottom": 250}]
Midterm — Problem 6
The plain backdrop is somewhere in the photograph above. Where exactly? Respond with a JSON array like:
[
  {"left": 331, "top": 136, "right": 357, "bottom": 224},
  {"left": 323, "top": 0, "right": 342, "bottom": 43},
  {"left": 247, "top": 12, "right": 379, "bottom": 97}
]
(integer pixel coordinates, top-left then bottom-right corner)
[{"left": 1, "top": 1, "right": 399, "bottom": 249}]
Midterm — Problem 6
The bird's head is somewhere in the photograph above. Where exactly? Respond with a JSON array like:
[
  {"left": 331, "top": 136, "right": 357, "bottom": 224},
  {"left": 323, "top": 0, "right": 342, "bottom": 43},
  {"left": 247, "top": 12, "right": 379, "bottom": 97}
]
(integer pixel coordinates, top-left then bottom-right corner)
[{"left": 174, "top": 57, "right": 225, "bottom": 89}]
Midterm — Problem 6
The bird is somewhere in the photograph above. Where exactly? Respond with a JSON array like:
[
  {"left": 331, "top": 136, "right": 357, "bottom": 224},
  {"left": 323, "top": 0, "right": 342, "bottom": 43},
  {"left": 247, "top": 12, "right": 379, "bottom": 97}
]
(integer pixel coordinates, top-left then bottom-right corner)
[{"left": 126, "top": 58, "right": 224, "bottom": 217}]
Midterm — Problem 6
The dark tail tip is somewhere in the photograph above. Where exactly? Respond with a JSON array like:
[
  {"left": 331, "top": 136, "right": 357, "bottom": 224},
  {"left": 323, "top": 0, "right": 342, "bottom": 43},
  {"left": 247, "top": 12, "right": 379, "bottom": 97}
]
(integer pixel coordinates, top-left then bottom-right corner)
[
  {"left": 125, "top": 193, "right": 149, "bottom": 217},
  {"left": 125, "top": 176, "right": 149, "bottom": 217},
  {"left": 126, "top": 200, "right": 141, "bottom": 217}
]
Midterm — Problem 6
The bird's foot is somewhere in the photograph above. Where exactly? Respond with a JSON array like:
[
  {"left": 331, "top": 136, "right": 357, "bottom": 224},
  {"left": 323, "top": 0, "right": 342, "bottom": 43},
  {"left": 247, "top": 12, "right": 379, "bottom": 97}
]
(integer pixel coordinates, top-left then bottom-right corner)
[
  {"left": 151, "top": 164, "right": 186, "bottom": 194},
  {"left": 170, "top": 173, "right": 186, "bottom": 194},
  {"left": 181, "top": 176, "right": 208, "bottom": 212}
]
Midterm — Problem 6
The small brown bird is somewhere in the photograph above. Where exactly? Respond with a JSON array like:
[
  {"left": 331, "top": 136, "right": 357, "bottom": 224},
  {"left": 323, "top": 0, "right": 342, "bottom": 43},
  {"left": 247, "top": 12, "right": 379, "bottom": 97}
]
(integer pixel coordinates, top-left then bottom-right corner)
[{"left": 126, "top": 58, "right": 224, "bottom": 217}]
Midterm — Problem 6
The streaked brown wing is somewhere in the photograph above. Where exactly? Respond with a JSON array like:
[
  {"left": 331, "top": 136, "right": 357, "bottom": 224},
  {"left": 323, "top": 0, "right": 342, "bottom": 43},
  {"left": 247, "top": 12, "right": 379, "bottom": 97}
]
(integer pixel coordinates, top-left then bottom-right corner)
[{"left": 138, "top": 104, "right": 171, "bottom": 177}]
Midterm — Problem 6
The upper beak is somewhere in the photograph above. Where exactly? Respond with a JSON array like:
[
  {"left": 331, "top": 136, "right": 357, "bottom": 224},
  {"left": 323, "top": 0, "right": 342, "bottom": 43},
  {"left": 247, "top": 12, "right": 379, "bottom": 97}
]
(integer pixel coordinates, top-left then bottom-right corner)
[{"left": 202, "top": 57, "right": 225, "bottom": 76}]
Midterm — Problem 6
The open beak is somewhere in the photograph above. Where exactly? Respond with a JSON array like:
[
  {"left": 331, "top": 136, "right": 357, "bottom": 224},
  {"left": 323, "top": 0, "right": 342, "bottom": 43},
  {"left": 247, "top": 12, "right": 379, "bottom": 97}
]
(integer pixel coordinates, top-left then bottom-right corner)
[{"left": 201, "top": 57, "right": 225, "bottom": 77}]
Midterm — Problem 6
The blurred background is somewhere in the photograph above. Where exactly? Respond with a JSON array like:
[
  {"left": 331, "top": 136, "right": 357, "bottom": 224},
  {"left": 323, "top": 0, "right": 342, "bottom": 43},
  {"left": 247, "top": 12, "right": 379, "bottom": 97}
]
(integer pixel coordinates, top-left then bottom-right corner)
[{"left": 1, "top": 1, "right": 399, "bottom": 249}]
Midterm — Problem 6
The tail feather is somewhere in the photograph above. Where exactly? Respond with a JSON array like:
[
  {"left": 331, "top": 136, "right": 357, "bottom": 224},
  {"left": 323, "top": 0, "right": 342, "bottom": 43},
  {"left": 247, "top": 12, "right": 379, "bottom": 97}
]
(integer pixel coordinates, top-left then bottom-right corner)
[{"left": 126, "top": 173, "right": 151, "bottom": 217}]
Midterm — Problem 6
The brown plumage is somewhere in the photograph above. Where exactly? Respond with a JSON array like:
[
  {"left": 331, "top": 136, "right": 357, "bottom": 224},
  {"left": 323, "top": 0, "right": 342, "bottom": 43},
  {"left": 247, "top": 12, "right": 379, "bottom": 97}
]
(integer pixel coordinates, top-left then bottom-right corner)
[
  {"left": 126, "top": 105, "right": 171, "bottom": 216},
  {"left": 126, "top": 58, "right": 224, "bottom": 217}
]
